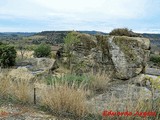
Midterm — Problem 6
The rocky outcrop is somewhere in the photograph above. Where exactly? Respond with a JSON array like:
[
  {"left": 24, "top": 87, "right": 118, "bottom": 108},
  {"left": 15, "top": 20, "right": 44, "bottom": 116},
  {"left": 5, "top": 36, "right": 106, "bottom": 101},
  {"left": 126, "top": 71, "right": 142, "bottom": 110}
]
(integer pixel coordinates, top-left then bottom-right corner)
[
  {"left": 17, "top": 58, "right": 55, "bottom": 75},
  {"left": 88, "top": 84, "right": 152, "bottom": 112},
  {"left": 145, "top": 68, "right": 160, "bottom": 76},
  {"left": 52, "top": 33, "right": 150, "bottom": 80}
]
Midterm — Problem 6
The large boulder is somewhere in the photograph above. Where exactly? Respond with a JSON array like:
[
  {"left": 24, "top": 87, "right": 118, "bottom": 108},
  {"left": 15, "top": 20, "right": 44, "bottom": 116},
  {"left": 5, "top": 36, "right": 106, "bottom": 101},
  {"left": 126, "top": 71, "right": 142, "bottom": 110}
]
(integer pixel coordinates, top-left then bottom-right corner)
[
  {"left": 51, "top": 33, "right": 150, "bottom": 80},
  {"left": 108, "top": 36, "right": 150, "bottom": 79}
]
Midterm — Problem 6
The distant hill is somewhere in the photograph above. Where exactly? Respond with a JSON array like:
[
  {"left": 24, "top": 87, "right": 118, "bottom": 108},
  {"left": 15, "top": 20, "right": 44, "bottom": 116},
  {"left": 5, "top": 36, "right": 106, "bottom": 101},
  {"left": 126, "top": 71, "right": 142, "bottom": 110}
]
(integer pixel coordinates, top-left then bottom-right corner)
[
  {"left": 78, "top": 30, "right": 107, "bottom": 35},
  {"left": 0, "top": 32, "right": 36, "bottom": 37},
  {"left": 31, "top": 31, "right": 160, "bottom": 45},
  {"left": 142, "top": 33, "right": 160, "bottom": 40},
  {"left": 36, "top": 31, "right": 160, "bottom": 43},
  {"left": 0, "top": 33, "right": 6, "bottom": 36},
  {"left": 35, "top": 31, "right": 69, "bottom": 44},
  {"left": 1, "top": 31, "right": 160, "bottom": 47},
  {"left": 37, "top": 30, "right": 107, "bottom": 36},
  {"left": 35, "top": 30, "right": 107, "bottom": 44},
  {"left": 142, "top": 33, "right": 160, "bottom": 47}
]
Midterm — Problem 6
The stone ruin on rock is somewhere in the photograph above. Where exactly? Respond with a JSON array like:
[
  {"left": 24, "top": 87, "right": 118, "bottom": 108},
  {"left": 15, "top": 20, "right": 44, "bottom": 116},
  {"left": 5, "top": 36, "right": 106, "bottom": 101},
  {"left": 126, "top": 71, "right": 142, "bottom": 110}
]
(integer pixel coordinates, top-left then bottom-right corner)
[{"left": 51, "top": 32, "right": 150, "bottom": 80}]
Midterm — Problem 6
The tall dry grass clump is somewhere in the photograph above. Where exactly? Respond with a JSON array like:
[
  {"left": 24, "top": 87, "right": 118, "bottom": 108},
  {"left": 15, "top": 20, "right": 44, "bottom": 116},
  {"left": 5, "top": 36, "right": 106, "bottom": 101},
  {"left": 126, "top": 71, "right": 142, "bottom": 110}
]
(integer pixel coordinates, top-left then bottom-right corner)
[
  {"left": 9, "top": 79, "right": 33, "bottom": 103},
  {"left": 0, "top": 72, "right": 10, "bottom": 97},
  {"left": 8, "top": 68, "right": 34, "bottom": 103},
  {"left": 0, "top": 68, "right": 34, "bottom": 104},
  {"left": 40, "top": 81, "right": 89, "bottom": 118},
  {"left": 89, "top": 72, "right": 111, "bottom": 92}
]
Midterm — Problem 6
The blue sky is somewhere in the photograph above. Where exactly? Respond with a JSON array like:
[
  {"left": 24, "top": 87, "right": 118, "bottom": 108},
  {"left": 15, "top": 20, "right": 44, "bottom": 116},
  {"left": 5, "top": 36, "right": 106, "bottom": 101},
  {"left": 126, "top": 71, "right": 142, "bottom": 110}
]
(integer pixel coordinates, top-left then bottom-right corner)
[{"left": 0, "top": 0, "right": 160, "bottom": 33}]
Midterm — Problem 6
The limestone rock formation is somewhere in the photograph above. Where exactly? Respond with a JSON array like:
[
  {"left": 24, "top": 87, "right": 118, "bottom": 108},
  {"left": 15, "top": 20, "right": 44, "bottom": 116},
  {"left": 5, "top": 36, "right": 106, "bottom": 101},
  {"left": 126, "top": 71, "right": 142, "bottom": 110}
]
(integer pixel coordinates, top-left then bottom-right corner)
[{"left": 52, "top": 33, "right": 150, "bottom": 80}]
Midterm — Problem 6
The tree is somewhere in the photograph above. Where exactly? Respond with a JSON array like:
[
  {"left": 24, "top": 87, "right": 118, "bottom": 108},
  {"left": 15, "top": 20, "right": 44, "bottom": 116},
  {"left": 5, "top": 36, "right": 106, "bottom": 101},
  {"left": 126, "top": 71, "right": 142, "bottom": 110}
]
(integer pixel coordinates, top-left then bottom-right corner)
[
  {"left": 17, "top": 39, "right": 27, "bottom": 60},
  {"left": 64, "top": 32, "right": 80, "bottom": 68},
  {"left": 64, "top": 32, "right": 80, "bottom": 50}
]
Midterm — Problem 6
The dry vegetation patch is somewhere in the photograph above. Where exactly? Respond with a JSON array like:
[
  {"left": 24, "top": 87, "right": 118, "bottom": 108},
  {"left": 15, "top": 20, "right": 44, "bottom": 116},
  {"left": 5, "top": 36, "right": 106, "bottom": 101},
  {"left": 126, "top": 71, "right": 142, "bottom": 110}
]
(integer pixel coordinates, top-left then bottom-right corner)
[
  {"left": 40, "top": 83, "right": 89, "bottom": 118},
  {"left": 0, "top": 68, "right": 160, "bottom": 119},
  {"left": 16, "top": 50, "right": 34, "bottom": 59}
]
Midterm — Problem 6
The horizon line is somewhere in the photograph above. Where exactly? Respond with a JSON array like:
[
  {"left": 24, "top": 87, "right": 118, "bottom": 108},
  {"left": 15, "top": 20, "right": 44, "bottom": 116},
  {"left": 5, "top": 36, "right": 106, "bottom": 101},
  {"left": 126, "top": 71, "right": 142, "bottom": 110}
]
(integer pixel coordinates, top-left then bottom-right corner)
[{"left": 0, "top": 30, "right": 160, "bottom": 34}]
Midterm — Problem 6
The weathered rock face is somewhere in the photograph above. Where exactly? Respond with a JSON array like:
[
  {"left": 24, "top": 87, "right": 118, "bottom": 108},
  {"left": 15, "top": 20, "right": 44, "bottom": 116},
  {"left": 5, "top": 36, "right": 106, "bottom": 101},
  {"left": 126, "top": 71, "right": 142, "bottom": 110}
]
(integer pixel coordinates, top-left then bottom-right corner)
[
  {"left": 52, "top": 33, "right": 150, "bottom": 80},
  {"left": 108, "top": 36, "right": 150, "bottom": 79}
]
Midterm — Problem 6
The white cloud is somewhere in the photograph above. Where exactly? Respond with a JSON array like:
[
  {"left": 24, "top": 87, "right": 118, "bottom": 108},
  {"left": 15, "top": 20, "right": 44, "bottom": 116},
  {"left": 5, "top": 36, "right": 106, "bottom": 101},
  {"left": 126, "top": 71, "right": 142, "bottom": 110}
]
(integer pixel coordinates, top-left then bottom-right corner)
[
  {"left": 0, "top": 0, "right": 159, "bottom": 32},
  {"left": 0, "top": 0, "right": 149, "bottom": 20},
  {"left": 31, "top": 0, "right": 149, "bottom": 20}
]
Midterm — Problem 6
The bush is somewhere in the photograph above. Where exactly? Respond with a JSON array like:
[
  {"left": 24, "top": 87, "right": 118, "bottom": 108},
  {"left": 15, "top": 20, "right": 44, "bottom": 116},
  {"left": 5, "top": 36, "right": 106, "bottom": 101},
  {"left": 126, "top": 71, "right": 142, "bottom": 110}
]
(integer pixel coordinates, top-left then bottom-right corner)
[
  {"left": 109, "top": 28, "right": 141, "bottom": 37},
  {"left": 150, "top": 54, "right": 160, "bottom": 65},
  {"left": 0, "top": 43, "right": 16, "bottom": 68},
  {"left": 34, "top": 43, "right": 51, "bottom": 58}
]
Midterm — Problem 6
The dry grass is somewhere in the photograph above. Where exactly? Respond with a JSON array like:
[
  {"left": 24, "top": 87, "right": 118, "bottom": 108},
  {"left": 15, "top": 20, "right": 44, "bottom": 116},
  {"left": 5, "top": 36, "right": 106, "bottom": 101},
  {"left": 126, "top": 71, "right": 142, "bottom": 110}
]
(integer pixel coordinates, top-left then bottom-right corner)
[
  {"left": 9, "top": 79, "right": 33, "bottom": 103},
  {"left": 38, "top": 72, "right": 112, "bottom": 118},
  {"left": 16, "top": 50, "right": 34, "bottom": 59},
  {"left": 89, "top": 72, "right": 111, "bottom": 92},
  {"left": 0, "top": 73, "right": 10, "bottom": 97},
  {"left": 0, "top": 68, "right": 159, "bottom": 119},
  {"left": 40, "top": 81, "right": 89, "bottom": 118},
  {"left": 55, "top": 66, "right": 71, "bottom": 74},
  {"left": 0, "top": 69, "right": 89, "bottom": 118},
  {"left": 0, "top": 69, "right": 34, "bottom": 104}
]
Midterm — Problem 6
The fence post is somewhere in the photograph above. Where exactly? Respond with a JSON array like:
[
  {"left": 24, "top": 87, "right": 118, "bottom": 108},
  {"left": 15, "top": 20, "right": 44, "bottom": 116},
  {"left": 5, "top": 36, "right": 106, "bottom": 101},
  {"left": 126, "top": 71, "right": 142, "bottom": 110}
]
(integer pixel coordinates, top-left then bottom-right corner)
[{"left": 34, "top": 87, "right": 36, "bottom": 105}]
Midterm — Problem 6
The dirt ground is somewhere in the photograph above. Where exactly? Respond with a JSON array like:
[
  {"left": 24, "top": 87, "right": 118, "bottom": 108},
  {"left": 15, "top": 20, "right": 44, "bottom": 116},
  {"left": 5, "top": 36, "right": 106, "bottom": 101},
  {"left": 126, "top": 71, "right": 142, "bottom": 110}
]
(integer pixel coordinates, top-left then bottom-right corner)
[{"left": 0, "top": 104, "right": 70, "bottom": 120}]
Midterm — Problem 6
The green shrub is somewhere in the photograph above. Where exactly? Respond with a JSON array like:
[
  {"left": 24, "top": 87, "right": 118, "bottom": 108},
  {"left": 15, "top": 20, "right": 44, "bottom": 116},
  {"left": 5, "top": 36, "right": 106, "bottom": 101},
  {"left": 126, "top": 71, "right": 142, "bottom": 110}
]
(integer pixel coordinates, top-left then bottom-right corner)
[
  {"left": 34, "top": 43, "right": 51, "bottom": 58},
  {"left": 45, "top": 74, "right": 91, "bottom": 87},
  {"left": 109, "top": 28, "right": 141, "bottom": 37},
  {"left": 150, "top": 55, "right": 160, "bottom": 64},
  {"left": 0, "top": 43, "right": 16, "bottom": 68}
]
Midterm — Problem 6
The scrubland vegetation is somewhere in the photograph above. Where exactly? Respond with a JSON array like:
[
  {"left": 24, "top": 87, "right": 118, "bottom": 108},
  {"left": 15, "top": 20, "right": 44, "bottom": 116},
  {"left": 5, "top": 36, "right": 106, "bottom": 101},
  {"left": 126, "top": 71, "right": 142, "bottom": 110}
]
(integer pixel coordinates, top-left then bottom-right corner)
[
  {"left": 0, "top": 29, "right": 160, "bottom": 120},
  {"left": 0, "top": 70, "right": 160, "bottom": 119}
]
